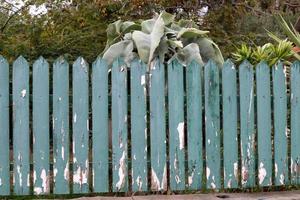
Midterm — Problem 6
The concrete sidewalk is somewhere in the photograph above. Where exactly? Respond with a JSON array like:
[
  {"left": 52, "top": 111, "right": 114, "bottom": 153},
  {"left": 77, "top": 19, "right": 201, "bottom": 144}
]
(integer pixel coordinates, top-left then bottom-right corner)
[{"left": 71, "top": 190, "right": 300, "bottom": 200}]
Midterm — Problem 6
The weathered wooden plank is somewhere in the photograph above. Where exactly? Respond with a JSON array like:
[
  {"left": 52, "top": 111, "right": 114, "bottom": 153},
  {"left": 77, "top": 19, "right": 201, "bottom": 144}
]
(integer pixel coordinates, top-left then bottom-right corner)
[
  {"left": 33, "top": 57, "right": 50, "bottom": 195},
  {"left": 0, "top": 56, "right": 10, "bottom": 195},
  {"left": 204, "top": 60, "right": 220, "bottom": 190},
  {"left": 222, "top": 59, "right": 238, "bottom": 189},
  {"left": 168, "top": 59, "right": 185, "bottom": 190},
  {"left": 186, "top": 61, "right": 203, "bottom": 190},
  {"left": 130, "top": 59, "right": 148, "bottom": 192},
  {"left": 112, "top": 58, "right": 128, "bottom": 192},
  {"left": 291, "top": 61, "right": 300, "bottom": 184},
  {"left": 272, "top": 62, "right": 288, "bottom": 185},
  {"left": 53, "top": 57, "right": 70, "bottom": 194},
  {"left": 92, "top": 58, "right": 109, "bottom": 192},
  {"left": 13, "top": 56, "right": 30, "bottom": 195},
  {"left": 149, "top": 59, "right": 167, "bottom": 191},
  {"left": 239, "top": 61, "right": 255, "bottom": 188},
  {"left": 256, "top": 61, "right": 272, "bottom": 187},
  {"left": 72, "top": 57, "right": 89, "bottom": 193}
]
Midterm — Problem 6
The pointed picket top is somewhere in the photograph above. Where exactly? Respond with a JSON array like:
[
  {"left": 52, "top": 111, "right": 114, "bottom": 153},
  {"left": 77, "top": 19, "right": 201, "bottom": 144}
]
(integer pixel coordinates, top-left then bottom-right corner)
[
  {"left": 54, "top": 56, "right": 68, "bottom": 66},
  {"left": 0, "top": 55, "right": 8, "bottom": 66},
  {"left": 205, "top": 59, "right": 219, "bottom": 73},
  {"left": 188, "top": 59, "right": 204, "bottom": 67},
  {"left": 112, "top": 57, "right": 126, "bottom": 71},
  {"left": 239, "top": 59, "right": 252, "bottom": 68},
  {"left": 256, "top": 60, "right": 269, "bottom": 67},
  {"left": 13, "top": 55, "right": 28, "bottom": 66},
  {"left": 93, "top": 56, "right": 107, "bottom": 67},
  {"left": 33, "top": 56, "right": 49, "bottom": 67}
]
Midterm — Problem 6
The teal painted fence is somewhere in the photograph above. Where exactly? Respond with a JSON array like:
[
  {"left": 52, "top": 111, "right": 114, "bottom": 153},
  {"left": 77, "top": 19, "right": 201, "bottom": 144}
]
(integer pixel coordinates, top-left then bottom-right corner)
[{"left": 0, "top": 55, "right": 300, "bottom": 196}]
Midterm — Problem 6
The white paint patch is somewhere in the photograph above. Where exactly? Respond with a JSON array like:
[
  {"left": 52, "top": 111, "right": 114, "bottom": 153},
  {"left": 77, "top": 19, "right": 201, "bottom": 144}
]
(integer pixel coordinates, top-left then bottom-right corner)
[
  {"left": 208, "top": 139, "right": 211, "bottom": 145},
  {"left": 136, "top": 176, "right": 143, "bottom": 191},
  {"left": 275, "top": 163, "right": 278, "bottom": 177},
  {"left": 241, "top": 166, "right": 248, "bottom": 185},
  {"left": 227, "top": 179, "right": 232, "bottom": 188},
  {"left": 233, "top": 162, "right": 238, "bottom": 179},
  {"left": 188, "top": 172, "right": 194, "bottom": 186},
  {"left": 151, "top": 165, "right": 167, "bottom": 191},
  {"left": 258, "top": 162, "right": 267, "bottom": 185},
  {"left": 40, "top": 169, "right": 48, "bottom": 193},
  {"left": 0, "top": 178, "right": 2, "bottom": 186},
  {"left": 64, "top": 163, "right": 69, "bottom": 181},
  {"left": 177, "top": 122, "right": 184, "bottom": 150},
  {"left": 280, "top": 174, "right": 285, "bottom": 185},
  {"left": 86, "top": 119, "right": 89, "bottom": 131},
  {"left": 27, "top": 174, "right": 30, "bottom": 187},
  {"left": 33, "top": 170, "right": 37, "bottom": 184},
  {"left": 34, "top": 187, "right": 42, "bottom": 195},
  {"left": 211, "top": 182, "right": 216, "bottom": 189},
  {"left": 53, "top": 168, "right": 58, "bottom": 178},
  {"left": 21, "top": 89, "right": 26, "bottom": 98},
  {"left": 73, "top": 113, "right": 77, "bottom": 123},
  {"left": 141, "top": 75, "right": 146, "bottom": 86},
  {"left": 17, "top": 165, "right": 22, "bottom": 187},
  {"left": 175, "top": 175, "right": 181, "bottom": 184},
  {"left": 115, "top": 151, "right": 126, "bottom": 190},
  {"left": 206, "top": 167, "right": 210, "bottom": 179},
  {"left": 61, "top": 146, "right": 65, "bottom": 160}
]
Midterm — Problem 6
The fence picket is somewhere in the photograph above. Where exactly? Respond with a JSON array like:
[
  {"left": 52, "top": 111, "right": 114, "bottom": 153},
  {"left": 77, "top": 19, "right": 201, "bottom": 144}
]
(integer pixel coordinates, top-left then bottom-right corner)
[
  {"left": 53, "top": 57, "right": 70, "bottom": 194},
  {"left": 33, "top": 57, "right": 50, "bottom": 195},
  {"left": 168, "top": 59, "right": 185, "bottom": 190},
  {"left": 130, "top": 59, "right": 148, "bottom": 192},
  {"left": 0, "top": 56, "right": 10, "bottom": 195},
  {"left": 291, "top": 61, "right": 300, "bottom": 184},
  {"left": 112, "top": 58, "right": 128, "bottom": 192},
  {"left": 13, "top": 56, "right": 30, "bottom": 195},
  {"left": 205, "top": 60, "right": 221, "bottom": 190},
  {"left": 72, "top": 57, "right": 89, "bottom": 193},
  {"left": 222, "top": 59, "right": 238, "bottom": 189},
  {"left": 239, "top": 61, "right": 255, "bottom": 188},
  {"left": 92, "top": 58, "right": 109, "bottom": 192},
  {"left": 150, "top": 59, "right": 167, "bottom": 191},
  {"left": 256, "top": 62, "right": 272, "bottom": 186},
  {"left": 272, "top": 62, "right": 288, "bottom": 185},
  {"left": 186, "top": 61, "right": 203, "bottom": 190}
]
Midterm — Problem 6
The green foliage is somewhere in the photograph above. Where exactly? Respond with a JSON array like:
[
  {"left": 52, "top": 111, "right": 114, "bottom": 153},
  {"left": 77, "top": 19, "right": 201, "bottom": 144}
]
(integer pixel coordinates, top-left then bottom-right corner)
[
  {"left": 103, "top": 11, "right": 224, "bottom": 67},
  {"left": 232, "top": 40, "right": 294, "bottom": 66}
]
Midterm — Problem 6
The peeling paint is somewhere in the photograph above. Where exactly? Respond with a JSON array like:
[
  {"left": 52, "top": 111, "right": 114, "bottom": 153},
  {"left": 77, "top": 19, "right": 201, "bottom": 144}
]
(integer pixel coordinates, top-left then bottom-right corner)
[
  {"left": 33, "top": 170, "right": 37, "bottom": 184},
  {"left": 233, "top": 162, "right": 238, "bottom": 180},
  {"left": 53, "top": 168, "right": 58, "bottom": 178},
  {"left": 136, "top": 176, "right": 143, "bottom": 191},
  {"left": 61, "top": 146, "right": 65, "bottom": 160},
  {"left": 275, "top": 163, "right": 278, "bottom": 177},
  {"left": 21, "top": 89, "right": 26, "bottom": 98},
  {"left": 0, "top": 178, "right": 2, "bottom": 186},
  {"left": 141, "top": 75, "right": 146, "bottom": 86},
  {"left": 73, "top": 113, "right": 77, "bottom": 123},
  {"left": 206, "top": 167, "right": 210, "bottom": 179},
  {"left": 151, "top": 165, "right": 167, "bottom": 191},
  {"left": 16, "top": 165, "right": 22, "bottom": 187},
  {"left": 280, "top": 174, "right": 284, "bottom": 184},
  {"left": 40, "top": 169, "right": 49, "bottom": 193},
  {"left": 27, "top": 173, "right": 30, "bottom": 187},
  {"left": 211, "top": 182, "right": 216, "bottom": 189},
  {"left": 86, "top": 119, "right": 89, "bottom": 131},
  {"left": 258, "top": 162, "right": 267, "bottom": 185},
  {"left": 115, "top": 151, "right": 126, "bottom": 190},
  {"left": 241, "top": 166, "right": 248, "bottom": 185},
  {"left": 188, "top": 172, "right": 194, "bottom": 186},
  {"left": 34, "top": 187, "right": 42, "bottom": 195},
  {"left": 227, "top": 179, "right": 232, "bottom": 188},
  {"left": 64, "top": 163, "right": 69, "bottom": 181},
  {"left": 177, "top": 122, "right": 184, "bottom": 150}
]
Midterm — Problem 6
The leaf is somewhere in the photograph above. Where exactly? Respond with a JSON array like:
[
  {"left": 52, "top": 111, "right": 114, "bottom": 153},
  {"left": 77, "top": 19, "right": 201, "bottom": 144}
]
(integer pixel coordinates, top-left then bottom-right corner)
[
  {"left": 102, "top": 40, "right": 134, "bottom": 66},
  {"left": 177, "top": 28, "right": 209, "bottom": 39},
  {"left": 160, "top": 10, "right": 175, "bottom": 26},
  {"left": 168, "top": 39, "right": 183, "bottom": 48},
  {"left": 175, "top": 43, "right": 204, "bottom": 66},
  {"left": 197, "top": 37, "right": 224, "bottom": 67},
  {"left": 141, "top": 19, "right": 156, "bottom": 34},
  {"left": 132, "top": 31, "right": 150, "bottom": 63},
  {"left": 120, "top": 21, "right": 141, "bottom": 34}
]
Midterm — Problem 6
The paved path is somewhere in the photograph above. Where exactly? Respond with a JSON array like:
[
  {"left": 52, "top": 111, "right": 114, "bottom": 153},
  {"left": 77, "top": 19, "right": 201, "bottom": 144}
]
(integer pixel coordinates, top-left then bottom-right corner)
[{"left": 70, "top": 190, "right": 300, "bottom": 200}]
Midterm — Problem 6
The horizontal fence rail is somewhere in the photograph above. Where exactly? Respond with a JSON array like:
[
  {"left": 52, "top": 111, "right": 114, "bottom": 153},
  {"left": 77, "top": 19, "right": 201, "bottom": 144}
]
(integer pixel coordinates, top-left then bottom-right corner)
[{"left": 0, "top": 55, "right": 300, "bottom": 196}]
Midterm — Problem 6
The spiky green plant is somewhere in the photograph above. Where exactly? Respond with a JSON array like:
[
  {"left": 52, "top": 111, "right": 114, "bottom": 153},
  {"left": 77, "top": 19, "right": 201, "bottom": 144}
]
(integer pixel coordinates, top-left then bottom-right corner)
[{"left": 102, "top": 11, "right": 224, "bottom": 68}]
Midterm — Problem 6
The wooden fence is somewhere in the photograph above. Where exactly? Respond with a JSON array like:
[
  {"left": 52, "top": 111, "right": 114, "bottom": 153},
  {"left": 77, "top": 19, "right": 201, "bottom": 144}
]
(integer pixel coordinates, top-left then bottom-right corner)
[{"left": 0, "top": 55, "right": 299, "bottom": 196}]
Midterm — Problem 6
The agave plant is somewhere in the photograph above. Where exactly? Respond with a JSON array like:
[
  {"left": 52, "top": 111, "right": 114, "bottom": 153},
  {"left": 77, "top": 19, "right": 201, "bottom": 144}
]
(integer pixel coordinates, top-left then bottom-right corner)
[
  {"left": 232, "top": 40, "right": 294, "bottom": 66},
  {"left": 102, "top": 11, "right": 224, "bottom": 68},
  {"left": 267, "top": 15, "right": 300, "bottom": 61}
]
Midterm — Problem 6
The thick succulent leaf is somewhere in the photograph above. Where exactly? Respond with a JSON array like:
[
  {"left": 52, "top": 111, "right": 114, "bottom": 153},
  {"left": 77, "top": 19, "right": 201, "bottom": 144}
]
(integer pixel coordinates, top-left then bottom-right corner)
[
  {"left": 106, "top": 20, "right": 122, "bottom": 42},
  {"left": 102, "top": 40, "right": 134, "bottom": 66},
  {"left": 120, "top": 21, "right": 141, "bottom": 34},
  {"left": 175, "top": 43, "right": 204, "bottom": 66},
  {"left": 141, "top": 19, "right": 156, "bottom": 34},
  {"left": 197, "top": 37, "right": 224, "bottom": 67},
  {"left": 168, "top": 39, "right": 183, "bottom": 48},
  {"left": 177, "top": 28, "right": 209, "bottom": 39},
  {"left": 177, "top": 19, "right": 199, "bottom": 28},
  {"left": 132, "top": 31, "right": 150, "bottom": 63},
  {"left": 156, "top": 36, "right": 169, "bottom": 63},
  {"left": 160, "top": 10, "right": 175, "bottom": 26}
]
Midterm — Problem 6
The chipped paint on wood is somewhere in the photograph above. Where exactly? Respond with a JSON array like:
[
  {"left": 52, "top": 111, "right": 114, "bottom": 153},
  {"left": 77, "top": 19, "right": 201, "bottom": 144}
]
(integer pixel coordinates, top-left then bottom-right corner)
[
  {"left": 186, "top": 60, "right": 203, "bottom": 190},
  {"left": 13, "top": 56, "right": 30, "bottom": 195},
  {"left": 291, "top": 61, "right": 300, "bottom": 184},
  {"left": 53, "top": 57, "right": 69, "bottom": 194},
  {"left": 92, "top": 58, "right": 109, "bottom": 192},
  {"left": 33, "top": 57, "right": 50, "bottom": 195},
  {"left": 112, "top": 58, "right": 128, "bottom": 192},
  {"left": 205, "top": 60, "right": 221, "bottom": 190},
  {"left": 0, "top": 55, "right": 10, "bottom": 195},
  {"left": 131, "top": 59, "right": 148, "bottom": 192},
  {"left": 73, "top": 57, "right": 89, "bottom": 193},
  {"left": 239, "top": 61, "right": 255, "bottom": 188},
  {"left": 222, "top": 60, "right": 238, "bottom": 189},
  {"left": 256, "top": 62, "right": 272, "bottom": 187},
  {"left": 168, "top": 59, "right": 185, "bottom": 190},
  {"left": 150, "top": 59, "right": 167, "bottom": 192},
  {"left": 272, "top": 62, "right": 289, "bottom": 185}
]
